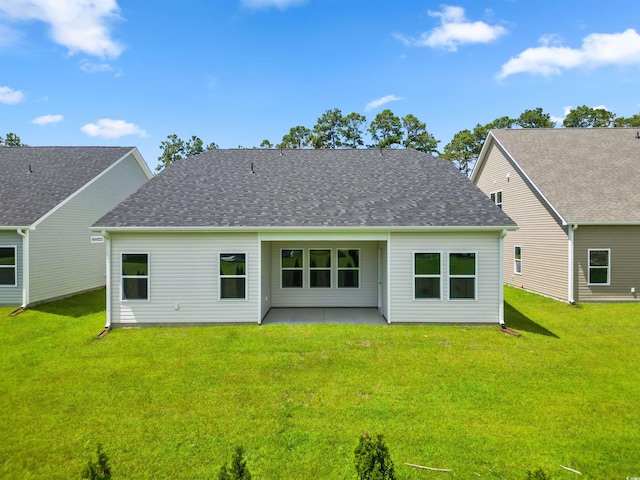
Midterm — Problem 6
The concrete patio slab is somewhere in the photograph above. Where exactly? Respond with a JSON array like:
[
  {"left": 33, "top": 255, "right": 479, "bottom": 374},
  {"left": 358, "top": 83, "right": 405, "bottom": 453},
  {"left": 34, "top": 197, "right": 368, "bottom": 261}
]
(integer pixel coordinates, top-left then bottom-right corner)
[{"left": 261, "top": 308, "right": 387, "bottom": 325}]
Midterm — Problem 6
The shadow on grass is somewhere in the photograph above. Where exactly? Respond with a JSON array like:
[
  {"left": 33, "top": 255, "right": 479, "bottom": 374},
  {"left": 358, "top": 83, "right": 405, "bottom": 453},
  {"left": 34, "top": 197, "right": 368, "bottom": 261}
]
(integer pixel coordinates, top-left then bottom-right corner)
[
  {"left": 504, "top": 301, "right": 559, "bottom": 338},
  {"left": 31, "top": 288, "right": 106, "bottom": 318}
]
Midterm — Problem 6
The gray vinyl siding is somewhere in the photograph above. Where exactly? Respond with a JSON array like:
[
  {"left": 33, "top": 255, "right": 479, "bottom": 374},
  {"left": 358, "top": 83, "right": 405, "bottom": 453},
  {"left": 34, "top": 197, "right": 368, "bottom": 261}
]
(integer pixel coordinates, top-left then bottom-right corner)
[
  {"left": 475, "top": 142, "right": 569, "bottom": 301},
  {"left": 28, "top": 153, "right": 149, "bottom": 304},
  {"left": 110, "top": 232, "right": 260, "bottom": 325},
  {"left": 269, "top": 241, "right": 378, "bottom": 308},
  {"left": 0, "top": 231, "right": 22, "bottom": 305},
  {"left": 260, "top": 240, "right": 271, "bottom": 320},
  {"left": 389, "top": 232, "right": 501, "bottom": 323},
  {"left": 574, "top": 225, "right": 640, "bottom": 302}
]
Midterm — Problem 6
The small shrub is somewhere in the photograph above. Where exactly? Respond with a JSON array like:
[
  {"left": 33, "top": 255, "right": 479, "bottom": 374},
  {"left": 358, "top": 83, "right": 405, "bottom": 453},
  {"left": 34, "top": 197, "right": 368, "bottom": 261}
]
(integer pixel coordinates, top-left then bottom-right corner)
[
  {"left": 81, "top": 443, "right": 111, "bottom": 480},
  {"left": 354, "top": 432, "right": 396, "bottom": 480},
  {"left": 526, "top": 467, "right": 553, "bottom": 479},
  {"left": 218, "top": 446, "right": 251, "bottom": 480}
]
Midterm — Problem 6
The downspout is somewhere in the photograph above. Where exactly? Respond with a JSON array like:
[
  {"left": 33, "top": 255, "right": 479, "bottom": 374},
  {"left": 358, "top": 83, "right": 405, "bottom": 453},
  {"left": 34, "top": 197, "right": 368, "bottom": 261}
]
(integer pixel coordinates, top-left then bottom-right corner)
[
  {"left": 16, "top": 228, "right": 29, "bottom": 308},
  {"left": 498, "top": 229, "right": 506, "bottom": 326},
  {"left": 103, "top": 231, "right": 112, "bottom": 329},
  {"left": 567, "top": 224, "right": 579, "bottom": 304}
]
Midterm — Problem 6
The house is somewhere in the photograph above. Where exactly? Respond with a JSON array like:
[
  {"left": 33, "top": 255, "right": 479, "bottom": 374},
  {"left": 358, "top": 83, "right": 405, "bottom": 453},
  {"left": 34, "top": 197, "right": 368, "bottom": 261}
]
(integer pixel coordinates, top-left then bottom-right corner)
[
  {"left": 472, "top": 128, "right": 640, "bottom": 303},
  {"left": 93, "top": 148, "right": 515, "bottom": 327},
  {"left": 0, "top": 147, "right": 153, "bottom": 307}
]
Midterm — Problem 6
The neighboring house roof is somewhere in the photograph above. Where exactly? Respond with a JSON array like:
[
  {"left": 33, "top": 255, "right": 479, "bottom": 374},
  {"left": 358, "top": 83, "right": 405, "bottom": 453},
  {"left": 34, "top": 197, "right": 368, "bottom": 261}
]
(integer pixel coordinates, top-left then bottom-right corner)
[
  {"left": 0, "top": 146, "right": 138, "bottom": 227},
  {"left": 481, "top": 128, "right": 640, "bottom": 224},
  {"left": 95, "top": 148, "right": 515, "bottom": 229}
]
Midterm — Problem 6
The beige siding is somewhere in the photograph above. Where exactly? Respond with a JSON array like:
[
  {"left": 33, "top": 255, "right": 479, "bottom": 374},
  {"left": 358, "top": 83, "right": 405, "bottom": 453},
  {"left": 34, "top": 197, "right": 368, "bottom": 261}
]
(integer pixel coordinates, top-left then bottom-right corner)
[
  {"left": 260, "top": 240, "right": 271, "bottom": 319},
  {"left": 28, "top": 153, "right": 149, "bottom": 304},
  {"left": 475, "top": 142, "right": 569, "bottom": 301},
  {"left": 389, "top": 232, "right": 501, "bottom": 323},
  {"left": 269, "top": 241, "right": 378, "bottom": 307},
  {"left": 575, "top": 225, "right": 640, "bottom": 302},
  {"left": 0, "top": 231, "right": 22, "bottom": 305},
  {"left": 110, "top": 232, "right": 260, "bottom": 325}
]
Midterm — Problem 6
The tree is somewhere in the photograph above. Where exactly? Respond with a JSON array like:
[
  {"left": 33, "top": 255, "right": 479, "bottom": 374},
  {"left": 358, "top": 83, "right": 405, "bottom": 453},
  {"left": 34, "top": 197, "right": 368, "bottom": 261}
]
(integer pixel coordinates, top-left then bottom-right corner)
[
  {"left": 614, "top": 113, "right": 640, "bottom": 127},
  {"left": 278, "top": 125, "right": 313, "bottom": 149},
  {"left": 442, "top": 129, "right": 477, "bottom": 176},
  {"left": 339, "top": 112, "right": 367, "bottom": 148},
  {"left": 563, "top": 105, "right": 615, "bottom": 128},
  {"left": 0, "top": 132, "right": 26, "bottom": 146},
  {"left": 354, "top": 433, "right": 396, "bottom": 480},
  {"left": 218, "top": 446, "right": 251, "bottom": 480},
  {"left": 312, "top": 108, "right": 344, "bottom": 148},
  {"left": 157, "top": 134, "right": 217, "bottom": 171},
  {"left": 369, "top": 109, "right": 403, "bottom": 149},
  {"left": 259, "top": 139, "right": 273, "bottom": 148},
  {"left": 516, "top": 108, "right": 556, "bottom": 128},
  {"left": 402, "top": 113, "right": 439, "bottom": 154},
  {"left": 81, "top": 443, "right": 111, "bottom": 480}
]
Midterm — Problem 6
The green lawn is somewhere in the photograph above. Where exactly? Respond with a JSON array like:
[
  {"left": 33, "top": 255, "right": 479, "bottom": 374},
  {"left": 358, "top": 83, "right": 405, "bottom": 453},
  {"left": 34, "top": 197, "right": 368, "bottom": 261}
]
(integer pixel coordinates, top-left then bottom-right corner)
[{"left": 1, "top": 287, "right": 639, "bottom": 479}]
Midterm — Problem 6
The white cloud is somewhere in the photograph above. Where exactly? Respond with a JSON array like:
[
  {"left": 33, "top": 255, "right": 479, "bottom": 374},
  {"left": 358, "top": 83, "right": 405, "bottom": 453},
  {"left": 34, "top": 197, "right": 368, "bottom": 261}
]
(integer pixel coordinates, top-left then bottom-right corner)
[
  {"left": 81, "top": 119, "right": 147, "bottom": 139},
  {"left": 32, "top": 114, "right": 63, "bottom": 125},
  {"left": 80, "top": 60, "right": 114, "bottom": 73},
  {"left": 365, "top": 95, "right": 403, "bottom": 112},
  {"left": 0, "top": 86, "right": 25, "bottom": 104},
  {"left": 241, "top": 0, "right": 307, "bottom": 9},
  {"left": 498, "top": 28, "right": 640, "bottom": 78},
  {"left": 0, "top": 0, "right": 123, "bottom": 58},
  {"left": 395, "top": 5, "right": 507, "bottom": 51}
]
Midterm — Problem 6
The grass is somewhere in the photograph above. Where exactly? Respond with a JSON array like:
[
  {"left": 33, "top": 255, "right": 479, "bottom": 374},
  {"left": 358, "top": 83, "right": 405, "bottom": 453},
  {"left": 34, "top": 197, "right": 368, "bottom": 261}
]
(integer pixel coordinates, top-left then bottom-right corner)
[{"left": 1, "top": 286, "right": 639, "bottom": 479}]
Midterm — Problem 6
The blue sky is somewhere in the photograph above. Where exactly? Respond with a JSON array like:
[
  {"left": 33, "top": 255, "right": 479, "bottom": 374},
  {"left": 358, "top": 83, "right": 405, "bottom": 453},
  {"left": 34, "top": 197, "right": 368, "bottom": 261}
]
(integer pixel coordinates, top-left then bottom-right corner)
[{"left": 2, "top": 0, "right": 640, "bottom": 169}]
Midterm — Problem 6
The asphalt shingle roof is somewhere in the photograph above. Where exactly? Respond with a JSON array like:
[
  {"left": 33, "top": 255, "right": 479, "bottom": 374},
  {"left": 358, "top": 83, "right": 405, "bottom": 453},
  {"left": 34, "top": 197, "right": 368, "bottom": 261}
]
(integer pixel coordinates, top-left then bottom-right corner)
[
  {"left": 0, "top": 146, "right": 135, "bottom": 227},
  {"left": 95, "top": 149, "right": 515, "bottom": 229},
  {"left": 490, "top": 128, "right": 640, "bottom": 223}
]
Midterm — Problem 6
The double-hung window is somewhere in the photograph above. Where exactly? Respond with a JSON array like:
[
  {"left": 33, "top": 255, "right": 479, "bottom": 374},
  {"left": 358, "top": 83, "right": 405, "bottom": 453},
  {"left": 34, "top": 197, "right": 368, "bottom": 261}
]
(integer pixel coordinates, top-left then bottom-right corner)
[
  {"left": 490, "top": 191, "right": 503, "bottom": 209},
  {"left": 514, "top": 246, "right": 522, "bottom": 275},
  {"left": 414, "top": 252, "right": 441, "bottom": 299},
  {"left": 449, "top": 253, "right": 476, "bottom": 300},
  {"left": 0, "top": 247, "right": 17, "bottom": 287},
  {"left": 309, "top": 249, "right": 331, "bottom": 288},
  {"left": 337, "top": 249, "right": 359, "bottom": 288},
  {"left": 281, "top": 249, "right": 303, "bottom": 288},
  {"left": 220, "top": 253, "right": 247, "bottom": 299},
  {"left": 588, "top": 249, "right": 610, "bottom": 285},
  {"left": 121, "top": 253, "right": 149, "bottom": 300}
]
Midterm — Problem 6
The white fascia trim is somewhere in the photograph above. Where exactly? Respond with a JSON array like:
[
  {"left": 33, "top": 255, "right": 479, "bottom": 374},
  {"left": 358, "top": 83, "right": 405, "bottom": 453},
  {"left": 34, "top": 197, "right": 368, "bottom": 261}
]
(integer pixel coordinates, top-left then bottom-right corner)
[
  {"left": 483, "top": 132, "right": 568, "bottom": 227},
  {"left": 0, "top": 226, "right": 30, "bottom": 230},
  {"left": 566, "top": 221, "right": 640, "bottom": 226},
  {"left": 32, "top": 149, "right": 150, "bottom": 230}
]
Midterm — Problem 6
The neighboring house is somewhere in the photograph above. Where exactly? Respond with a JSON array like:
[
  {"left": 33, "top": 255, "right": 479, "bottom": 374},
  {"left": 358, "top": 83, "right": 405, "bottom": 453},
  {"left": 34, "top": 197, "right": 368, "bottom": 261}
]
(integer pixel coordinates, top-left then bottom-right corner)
[
  {"left": 472, "top": 128, "right": 640, "bottom": 303},
  {"left": 0, "top": 147, "right": 153, "bottom": 307},
  {"left": 93, "top": 148, "right": 515, "bottom": 327}
]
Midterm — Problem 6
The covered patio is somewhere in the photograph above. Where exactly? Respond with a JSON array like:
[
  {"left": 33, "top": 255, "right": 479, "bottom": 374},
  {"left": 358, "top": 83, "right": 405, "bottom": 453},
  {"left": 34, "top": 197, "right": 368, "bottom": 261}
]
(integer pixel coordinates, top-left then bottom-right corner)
[{"left": 261, "top": 307, "right": 387, "bottom": 325}]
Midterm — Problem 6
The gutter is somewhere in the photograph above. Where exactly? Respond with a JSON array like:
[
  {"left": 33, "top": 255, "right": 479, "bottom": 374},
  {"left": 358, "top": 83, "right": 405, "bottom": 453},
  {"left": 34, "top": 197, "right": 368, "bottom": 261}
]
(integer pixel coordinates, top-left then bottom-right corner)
[
  {"left": 16, "top": 228, "right": 30, "bottom": 308},
  {"left": 103, "top": 231, "right": 112, "bottom": 330},
  {"left": 498, "top": 229, "right": 506, "bottom": 326},
  {"left": 567, "top": 224, "right": 579, "bottom": 304}
]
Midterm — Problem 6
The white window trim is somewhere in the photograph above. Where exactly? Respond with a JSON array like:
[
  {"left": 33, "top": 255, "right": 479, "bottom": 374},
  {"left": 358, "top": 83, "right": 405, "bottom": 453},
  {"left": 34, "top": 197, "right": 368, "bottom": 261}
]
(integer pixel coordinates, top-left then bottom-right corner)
[
  {"left": 490, "top": 190, "right": 503, "bottom": 209},
  {"left": 0, "top": 245, "right": 17, "bottom": 288},
  {"left": 587, "top": 248, "right": 611, "bottom": 286},
  {"left": 280, "top": 248, "right": 304, "bottom": 289},
  {"left": 219, "top": 252, "right": 248, "bottom": 301},
  {"left": 337, "top": 248, "right": 360, "bottom": 289},
  {"left": 448, "top": 251, "right": 478, "bottom": 301},
  {"left": 120, "top": 252, "right": 150, "bottom": 302},
  {"left": 413, "top": 251, "right": 442, "bottom": 301},
  {"left": 309, "top": 248, "right": 332, "bottom": 288},
  {"left": 514, "top": 245, "right": 522, "bottom": 275}
]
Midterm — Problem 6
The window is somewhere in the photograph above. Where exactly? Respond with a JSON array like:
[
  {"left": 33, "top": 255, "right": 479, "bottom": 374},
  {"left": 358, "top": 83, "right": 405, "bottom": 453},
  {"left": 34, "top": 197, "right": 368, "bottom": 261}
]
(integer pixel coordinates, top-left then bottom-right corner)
[
  {"left": 414, "top": 252, "right": 441, "bottom": 299},
  {"left": 121, "top": 253, "right": 149, "bottom": 300},
  {"left": 220, "top": 253, "right": 247, "bottom": 299},
  {"left": 514, "top": 246, "right": 522, "bottom": 275},
  {"left": 490, "top": 191, "right": 503, "bottom": 209},
  {"left": 309, "top": 249, "right": 331, "bottom": 288},
  {"left": 588, "top": 249, "right": 610, "bottom": 285},
  {"left": 449, "top": 253, "right": 476, "bottom": 300},
  {"left": 0, "top": 246, "right": 16, "bottom": 287},
  {"left": 338, "top": 249, "right": 359, "bottom": 288},
  {"left": 281, "top": 249, "right": 303, "bottom": 288}
]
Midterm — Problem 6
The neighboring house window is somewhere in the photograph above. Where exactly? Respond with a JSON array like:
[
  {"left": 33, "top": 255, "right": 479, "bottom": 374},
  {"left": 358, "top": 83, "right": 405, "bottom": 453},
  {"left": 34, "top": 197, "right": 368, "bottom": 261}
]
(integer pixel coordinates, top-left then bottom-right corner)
[
  {"left": 449, "top": 253, "right": 477, "bottom": 300},
  {"left": 309, "top": 249, "right": 331, "bottom": 288},
  {"left": 121, "top": 253, "right": 149, "bottom": 300},
  {"left": 490, "top": 191, "right": 503, "bottom": 209},
  {"left": 282, "top": 249, "right": 303, "bottom": 288},
  {"left": 514, "top": 246, "right": 522, "bottom": 275},
  {"left": 414, "top": 252, "right": 441, "bottom": 300},
  {"left": 337, "top": 249, "right": 360, "bottom": 288},
  {"left": 220, "top": 253, "right": 247, "bottom": 299},
  {"left": 0, "top": 246, "right": 17, "bottom": 287},
  {"left": 588, "top": 249, "right": 610, "bottom": 285}
]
